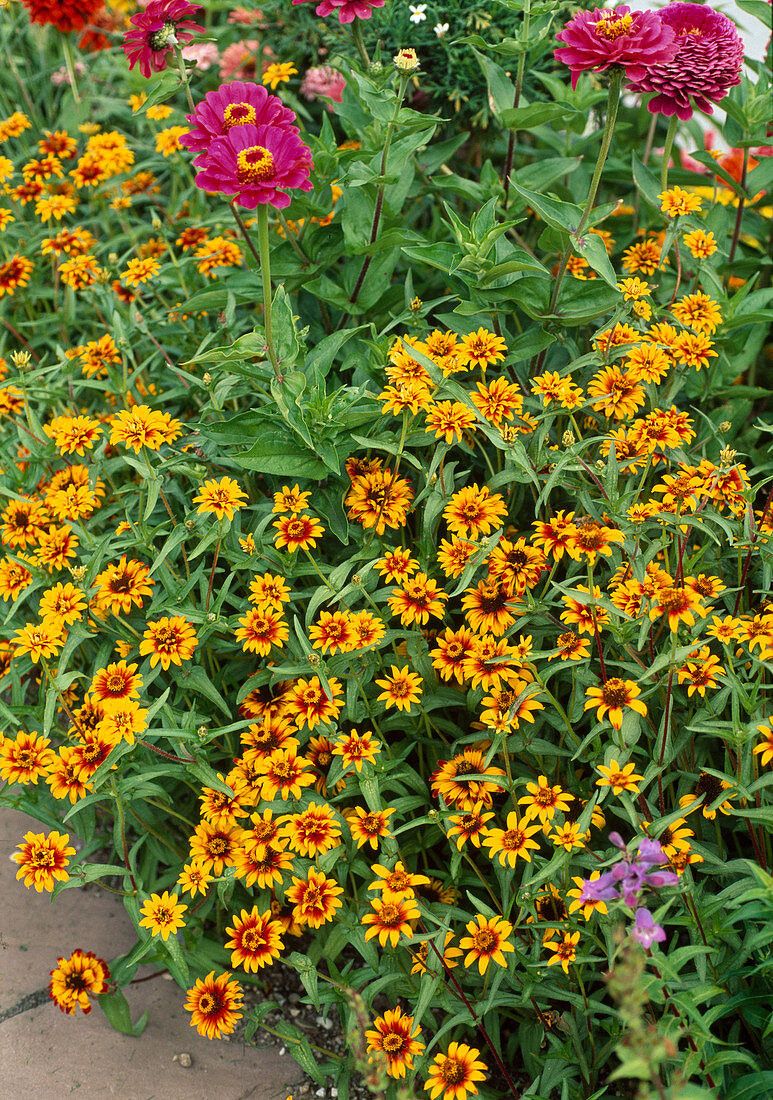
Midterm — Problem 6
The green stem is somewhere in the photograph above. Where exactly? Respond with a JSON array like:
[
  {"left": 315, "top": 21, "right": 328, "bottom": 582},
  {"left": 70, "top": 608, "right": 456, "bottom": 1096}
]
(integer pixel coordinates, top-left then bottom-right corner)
[
  {"left": 660, "top": 115, "right": 678, "bottom": 193},
  {"left": 351, "top": 19, "right": 370, "bottom": 68},
  {"left": 109, "top": 779, "right": 138, "bottom": 893},
  {"left": 61, "top": 36, "right": 81, "bottom": 104},
  {"left": 173, "top": 45, "right": 196, "bottom": 114},
  {"left": 347, "top": 75, "right": 410, "bottom": 310},
  {"left": 257, "top": 204, "right": 281, "bottom": 379},
  {"left": 545, "top": 68, "right": 624, "bottom": 320},
  {"left": 502, "top": 0, "right": 531, "bottom": 208}
]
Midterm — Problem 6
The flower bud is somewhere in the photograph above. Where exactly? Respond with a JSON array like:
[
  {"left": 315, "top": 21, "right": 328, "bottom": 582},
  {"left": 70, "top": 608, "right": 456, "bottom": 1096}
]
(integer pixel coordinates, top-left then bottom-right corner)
[{"left": 393, "top": 48, "right": 419, "bottom": 74}]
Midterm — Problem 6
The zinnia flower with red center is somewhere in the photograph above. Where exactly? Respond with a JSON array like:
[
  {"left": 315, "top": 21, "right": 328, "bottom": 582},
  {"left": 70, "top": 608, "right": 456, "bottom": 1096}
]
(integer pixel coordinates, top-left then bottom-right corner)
[
  {"left": 22, "top": 0, "right": 104, "bottom": 34},
  {"left": 193, "top": 123, "right": 313, "bottom": 210},
  {"left": 628, "top": 2, "right": 744, "bottom": 120},
  {"left": 181, "top": 81, "right": 300, "bottom": 164},
  {"left": 291, "top": 0, "right": 384, "bottom": 25},
  {"left": 123, "top": 0, "right": 205, "bottom": 80},
  {"left": 554, "top": 5, "right": 678, "bottom": 89}
]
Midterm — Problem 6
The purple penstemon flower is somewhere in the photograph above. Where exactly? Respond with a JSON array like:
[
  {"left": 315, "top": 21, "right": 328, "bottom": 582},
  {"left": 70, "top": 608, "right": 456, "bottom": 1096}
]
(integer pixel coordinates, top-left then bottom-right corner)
[{"left": 576, "top": 834, "right": 680, "bottom": 947}]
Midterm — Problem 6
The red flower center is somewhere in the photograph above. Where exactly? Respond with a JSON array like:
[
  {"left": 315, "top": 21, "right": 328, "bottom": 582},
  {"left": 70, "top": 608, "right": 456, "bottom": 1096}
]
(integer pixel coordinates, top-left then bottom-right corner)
[
  {"left": 237, "top": 145, "right": 275, "bottom": 184},
  {"left": 223, "top": 102, "right": 257, "bottom": 129}
]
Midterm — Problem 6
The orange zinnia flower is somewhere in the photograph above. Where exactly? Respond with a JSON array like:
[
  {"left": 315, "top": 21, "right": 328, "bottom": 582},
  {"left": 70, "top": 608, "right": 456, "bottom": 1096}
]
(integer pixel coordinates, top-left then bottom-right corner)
[
  {"left": 225, "top": 907, "right": 284, "bottom": 972},
  {"left": 185, "top": 971, "right": 243, "bottom": 1040},
  {"left": 365, "top": 1006, "right": 425, "bottom": 1079}
]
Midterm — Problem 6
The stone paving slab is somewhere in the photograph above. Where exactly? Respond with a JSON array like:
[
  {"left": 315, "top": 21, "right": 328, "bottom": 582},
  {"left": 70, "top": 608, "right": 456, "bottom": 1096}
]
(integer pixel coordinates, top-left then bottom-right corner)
[{"left": 1, "top": 808, "right": 302, "bottom": 1100}]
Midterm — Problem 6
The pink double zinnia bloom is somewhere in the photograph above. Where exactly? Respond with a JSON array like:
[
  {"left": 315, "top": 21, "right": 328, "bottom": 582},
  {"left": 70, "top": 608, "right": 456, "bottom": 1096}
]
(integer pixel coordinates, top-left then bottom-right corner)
[
  {"left": 181, "top": 81, "right": 300, "bottom": 163},
  {"left": 554, "top": 5, "right": 678, "bottom": 89},
  {"left": 628, "top": 2, "right": 744, "bottom": 120},
  {"left": 123, "top": 0, "right": 204, "bottom": 79},
  {"left": 187, "top": 83, "right": 313, "bottom": 210},
  {"left": 291, "top": 0, "right": 384, "bottom": 25}
]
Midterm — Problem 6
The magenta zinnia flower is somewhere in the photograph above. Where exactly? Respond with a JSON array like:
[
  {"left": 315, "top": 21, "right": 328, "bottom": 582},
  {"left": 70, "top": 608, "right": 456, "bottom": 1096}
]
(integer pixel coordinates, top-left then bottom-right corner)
[
  {"left": 554, "top": 5, "right": 677, "bottom": 90},
  {"left": 194, "top": 124, "right": 313, "bottom": 209},
  {"left": 181, "top": 82, "right": 299, "bottom": 165},
  {"left": 123, "top": 0, "right": 205, "bottom": 80},
  {"left": 291, "top": 0, "right": 384, "bottom": 25},
  {"left": 628, "top": 3, "right": 744, "bottom": 120}
]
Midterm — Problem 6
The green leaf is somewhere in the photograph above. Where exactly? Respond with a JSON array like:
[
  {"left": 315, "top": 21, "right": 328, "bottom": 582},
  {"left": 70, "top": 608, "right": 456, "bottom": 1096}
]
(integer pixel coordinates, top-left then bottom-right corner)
[
  {"left": 235, "top": 421, "right": 328, "bottom": 479},
  {"left": 184, "top": 329, "right": 266, "bottom": 366},
  {"left": 286, "top": 951, "right": 320, "bottom": 1010},
  {"left": 162, "top": 933, "right": 190, "bottom": 986},
  {"left": 304, "top": 325, "right": 368, "bottom": 384},
  {"left": 499, "top": 103, "right": 570, "bottom": 129},
  {"left": 97, "top": 990, "right": 148, "bottom": 1036},
  {"left": 632, "top": 153, "right": 662, "bottom": 209},
  {"left": 508, "top": 181, "right": 583, "bottom": 233},
  {"left": 179, "top": 665, "right": 231, "bottom": 717},
  {"left": 573, "top": 231, "right": 617, "bottom": 287}
]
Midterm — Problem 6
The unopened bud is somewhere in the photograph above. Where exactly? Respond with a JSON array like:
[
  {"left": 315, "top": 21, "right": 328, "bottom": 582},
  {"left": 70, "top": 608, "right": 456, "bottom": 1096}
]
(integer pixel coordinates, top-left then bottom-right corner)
[
  {"left": 409, "top": 296, "right": 422, "bottom": 314},
  {"left": 185, "top": 519, "right": 195, "bottom": 530},
  {"left": 197, "top": 725, "right": 208, "bottom": 740},
  {"left": 595, "top": 459, "right": 606, "bottom": 470},
  {"left": 719, "top": 446, "right": 736, "bottom": 465},
  {"left": 69, "top": 565, "right": 87, "bottom": 581},
  {"left": 206, "top": 612, "right": 216, "bottom": 622},
  {"left": 351, "top": 573, "right": 361, "bottom": 585},
  {"left": 718, "top": 421, "right": 731, "bottom": 433},
  {"left": 562, "top": 430, "right": 575, "bottom": 447},
  {"left": 108, "top": 252, "right": 118, "bottom": 266},
  {"left": 393, "top": 48, "right": 419, "bottom": 74},
  {"left": 202, "top": 372, "right": 212, "bottom": 386},
  {"left": 368, "top": 60, "right": 383, "bottom": 76},
  {"left": 307, "top": 652, "right": 321, "bottom": 667}
]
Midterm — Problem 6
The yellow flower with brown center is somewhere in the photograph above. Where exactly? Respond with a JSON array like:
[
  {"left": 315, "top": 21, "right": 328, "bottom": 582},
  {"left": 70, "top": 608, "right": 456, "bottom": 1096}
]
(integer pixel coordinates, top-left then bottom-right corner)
[
  {"left": 49, "top": 949, "right": 110, "bottom": 1016},
  {"left": 139, "top": 616, "right": 198, "bottom": 670},
  {"left": 345, "top": 806, "right": 395, "bottom": 849},
  {"left": 482, "top": 811, "right": 541, "bottom": 866},
  {"left": 671, "top": 291, "right": 722, "bottom": 335},
  {"left": 193, "top": 476, "right": 249, "bottom": 521},
  {"left": 424, "top": 1042, "right": 488, "bottom": 1100},
  {"left": 224, "top": 907, "right": 284, "bottom": 972},
  {"left": 365, "top": 1006, "right": 425, "bottom": 1079},
  {"left": 584, "top": 677, "right": 647, "bottom": 731},
  {"left": 375, "top": 665, "right": 423, "bottom": 712},
  {"left": 596, "top": 759, "right": 645, "bottom": 795},
  {"left": 184, "top": 971, "right": 243, "bottom": 1040},
  {"left": 459, "top": 914, "right": 514, "bottom": 974},
  {"left": 362, "top": 895, "right": 420, "bottom": 948},
  {"left": 544, "top": 930, "right": 580, "bottom": 973},
  {"left": 12, "top": 830, "right": 76, "bottom": 891},
  {"left": 518, "top": 776, "right": 573, "bottom": 826},
  {"left": 659, "top": 186, "right": 702, "bottom": 218},
  {"left": 139, "top": 891, "right": 188, "bottom": 940},
  {"left": 286, "top": 868, "right": 344, "bottom": 928}
]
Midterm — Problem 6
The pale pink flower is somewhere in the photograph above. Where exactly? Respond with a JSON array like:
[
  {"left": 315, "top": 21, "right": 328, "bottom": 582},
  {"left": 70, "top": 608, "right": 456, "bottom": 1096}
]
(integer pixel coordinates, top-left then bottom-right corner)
[
  {"left": 300, "top": 66, "right": 346, "bottom": 107},
  {"left": 181, "top": 41, "right": 219, "bottom": 70}
]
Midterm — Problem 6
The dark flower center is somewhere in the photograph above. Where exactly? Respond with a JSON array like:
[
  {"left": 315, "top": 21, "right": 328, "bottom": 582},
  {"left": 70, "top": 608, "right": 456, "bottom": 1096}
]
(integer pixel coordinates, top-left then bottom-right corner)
[{"left": 148, "top": 21, "right": 178, "bottom": 52}]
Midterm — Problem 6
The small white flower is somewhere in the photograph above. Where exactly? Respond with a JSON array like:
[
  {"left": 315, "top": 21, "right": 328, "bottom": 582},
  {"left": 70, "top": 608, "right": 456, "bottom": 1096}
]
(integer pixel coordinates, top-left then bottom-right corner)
[
  {"left": 433, "top": 21, "right": 450, "bottom": 37},
  {"left": 409, "top": 4, "right": 427, "bottom": 23}
]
